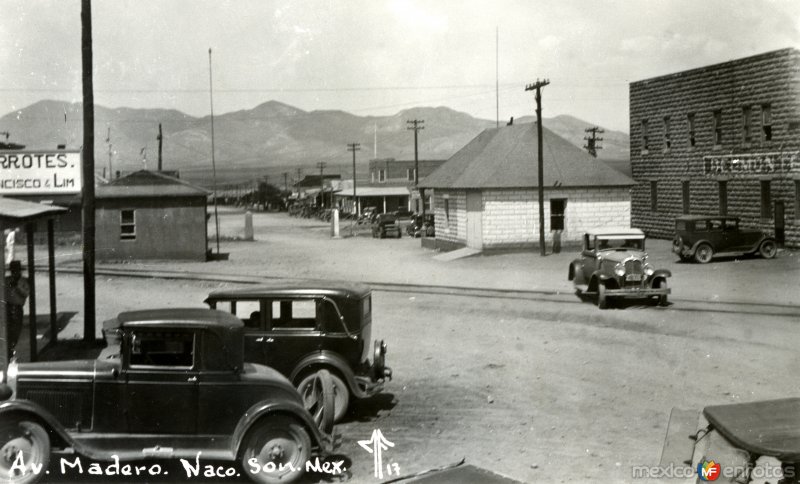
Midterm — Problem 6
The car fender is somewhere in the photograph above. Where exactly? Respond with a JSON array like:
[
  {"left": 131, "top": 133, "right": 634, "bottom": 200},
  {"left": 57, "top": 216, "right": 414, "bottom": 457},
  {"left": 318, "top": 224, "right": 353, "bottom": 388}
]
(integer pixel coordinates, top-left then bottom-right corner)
[
  {"left": 0, "top": 399, "right": 94, "bottom": 458},
  {"left": 231, "top": 400, "right": 326, "bottom": 457},
  {"left": 651, "top": 269, "right": 671, "bottom": 279},
  {"left": 690, "top": 239, "right": 715, "bottom": 254},
  {"left": 568, "top": 259, "right": 585, "bottom": 284},
  {"left": 289, "top": 351, "right": 358, "bottom": 395},
  {"left": 749, "top": 235, "right": 776, "bottom": 253}
]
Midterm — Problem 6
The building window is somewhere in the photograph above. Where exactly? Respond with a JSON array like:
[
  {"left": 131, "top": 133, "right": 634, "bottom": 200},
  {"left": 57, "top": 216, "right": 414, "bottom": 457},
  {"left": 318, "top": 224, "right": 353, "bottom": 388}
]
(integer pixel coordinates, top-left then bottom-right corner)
[
  {"left": 407, "top": 168, "right": 416, "bottom": 182},
  {"left": 550, "top": 199, "right": 566, "bottom": 231},
  {"left": 742, "top": 106, "right": 752, "bottom": 143},
  {"left": 650, "top": 181, "right": 658, "bottom": 212},
  {"left": 444, "top": 198, "right": 450, "bottom": 222},
  {"left": 681, "top": 181, "right": 690, "bottom": 214},
  {"left": 713, "top": 110, "right": 723, "bottom": 146},
  {"left": 120, "top": 209, "right": 136, "bottom": 240},
  {"left": 641, "top": 120, "right": 649, "bottom": 152},
  {"left": 718, "top": 181, "right": 728, "bottom": 216},
  {"left": 663, "top": 116, "right": 671, "bottom": 150},
  {"left": 760, "top": 180, "right": 771, "bottom": 219},
  {"left": 762, "top": 104, "right": 772, "bottom": 141},
  {"left": 378, "top": 169, "right": 386, "bottom": 183},
  {"left": 371, "top": 172, "right": 375, "bottom": 183},
  {"left": 688, "top": 113, "right": 696, "bottom": 147}
]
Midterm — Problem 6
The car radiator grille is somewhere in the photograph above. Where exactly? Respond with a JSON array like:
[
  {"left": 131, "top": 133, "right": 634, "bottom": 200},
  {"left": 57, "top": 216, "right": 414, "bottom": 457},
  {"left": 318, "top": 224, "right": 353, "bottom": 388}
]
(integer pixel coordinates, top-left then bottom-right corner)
[{"left": 623, "top": 260, "right": 644, "bottom": 288}]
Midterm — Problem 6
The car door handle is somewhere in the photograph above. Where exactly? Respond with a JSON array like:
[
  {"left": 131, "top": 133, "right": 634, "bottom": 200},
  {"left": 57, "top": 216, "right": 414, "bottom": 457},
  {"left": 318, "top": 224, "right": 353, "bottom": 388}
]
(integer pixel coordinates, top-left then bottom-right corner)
[
  {"left": 255, "top": 337, "right": 274, "bottom": 343},
  {"left": 187, "top": 376, "right": 197, "bottom": 382}
]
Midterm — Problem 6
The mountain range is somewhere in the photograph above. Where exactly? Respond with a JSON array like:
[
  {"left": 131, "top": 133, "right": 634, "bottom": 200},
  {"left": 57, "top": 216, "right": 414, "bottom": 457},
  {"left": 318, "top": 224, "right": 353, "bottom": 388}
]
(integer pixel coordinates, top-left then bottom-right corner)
[{"left": 0, "top": 100, "right": 629, "bottom": 186}]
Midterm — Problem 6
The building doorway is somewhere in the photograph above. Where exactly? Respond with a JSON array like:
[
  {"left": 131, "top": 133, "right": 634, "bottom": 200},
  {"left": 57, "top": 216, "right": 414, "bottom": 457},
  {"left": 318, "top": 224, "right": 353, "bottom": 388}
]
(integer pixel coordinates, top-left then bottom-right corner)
[
  {"left": 466, "top": 191, "right": 483, "bottom": 249},
  {"left": 775, "top": 201, "right": 785, "bottom": 246}
]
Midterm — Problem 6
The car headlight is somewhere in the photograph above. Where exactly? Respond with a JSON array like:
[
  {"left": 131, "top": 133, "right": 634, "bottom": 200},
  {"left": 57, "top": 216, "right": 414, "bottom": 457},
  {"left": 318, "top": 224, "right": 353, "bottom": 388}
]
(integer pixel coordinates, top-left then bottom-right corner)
[
  {"left": 614, "top": 262, "right": 625, "bottom": 277},
  {"left": 643, "top": 263, "right": 655, "bottom": 276}
]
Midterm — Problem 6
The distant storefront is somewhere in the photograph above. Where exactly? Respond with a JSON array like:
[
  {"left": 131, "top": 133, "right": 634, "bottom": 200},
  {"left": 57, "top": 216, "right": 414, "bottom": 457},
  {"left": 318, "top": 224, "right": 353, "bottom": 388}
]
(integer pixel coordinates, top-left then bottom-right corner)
[
  {"left": 95, "top": 170, "right": 209, "bottom": 261},
  {"left": 629, "top": 48, "right": 800, "bottom": 248}
]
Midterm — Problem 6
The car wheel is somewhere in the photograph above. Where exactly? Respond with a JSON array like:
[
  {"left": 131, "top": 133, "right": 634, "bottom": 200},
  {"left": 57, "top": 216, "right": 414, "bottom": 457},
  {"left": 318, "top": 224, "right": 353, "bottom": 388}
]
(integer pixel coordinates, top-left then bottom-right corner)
[
  {"left": 296, "top": 369, "right": 335, "bottom": 434},
  {"left": 654, "top": 278, "right": 668, "bottom": 307},
  {"left": 694, "top": 243, "right": 713, "bottom": 264},
  {"left": 759, "top": 240, "right": 777, "bottom": 259},
  {"left": 0, "top": 419, "right": 50, "bottom": 484},
  {"left": 240, "top": 415, "right": 311, "bottom": 484},
  {"left": 597, "top": 282, "right": 608, "bottom": 310}
]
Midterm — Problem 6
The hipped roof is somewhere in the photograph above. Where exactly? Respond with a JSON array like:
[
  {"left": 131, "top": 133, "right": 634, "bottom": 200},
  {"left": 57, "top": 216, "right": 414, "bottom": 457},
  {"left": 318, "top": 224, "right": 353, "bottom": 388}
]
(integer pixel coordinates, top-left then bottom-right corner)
[
  {"left": 97, "top": 170, "right": 209, "bottom": 198},
  {"left": 419, "top": 123, "right": 634, "bottom": 189}
]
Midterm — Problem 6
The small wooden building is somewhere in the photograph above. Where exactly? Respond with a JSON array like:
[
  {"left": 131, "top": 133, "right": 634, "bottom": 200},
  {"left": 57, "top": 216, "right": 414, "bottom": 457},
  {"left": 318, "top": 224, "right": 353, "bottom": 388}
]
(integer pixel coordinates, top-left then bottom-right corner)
[{"left": 95, "top": 170, "right": 209, "bottom": 261}]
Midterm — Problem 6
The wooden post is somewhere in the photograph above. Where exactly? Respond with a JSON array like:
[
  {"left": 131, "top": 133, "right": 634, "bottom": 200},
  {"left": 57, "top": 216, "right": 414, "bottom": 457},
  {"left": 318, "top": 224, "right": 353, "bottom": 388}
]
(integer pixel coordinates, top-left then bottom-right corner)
[
  {"left": 26, "top": 224, "right": 37, "bottom": 362},
  {"left": 81, "top": 0, "right": 97, "bottom": 341},
  {"left": 48, "top": 219, "right": 57, "bottom": 343},
  {"left": 0, "top": 223, "right": 7, "bottom": 372}
]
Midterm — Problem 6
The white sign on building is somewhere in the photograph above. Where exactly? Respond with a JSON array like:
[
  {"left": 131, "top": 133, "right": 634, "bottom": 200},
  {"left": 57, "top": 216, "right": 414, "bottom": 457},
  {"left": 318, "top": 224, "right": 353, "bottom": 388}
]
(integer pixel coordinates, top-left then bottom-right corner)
[{"left": 0, "top": 151, "right": 82, "bottom": 194}]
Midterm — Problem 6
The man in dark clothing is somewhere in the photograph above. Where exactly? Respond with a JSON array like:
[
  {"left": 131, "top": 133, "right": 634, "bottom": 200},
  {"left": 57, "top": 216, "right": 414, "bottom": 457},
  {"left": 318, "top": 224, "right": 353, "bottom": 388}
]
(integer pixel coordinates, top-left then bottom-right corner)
[{"left": 6, "top": 261, "right": 29, "bottom": 356}]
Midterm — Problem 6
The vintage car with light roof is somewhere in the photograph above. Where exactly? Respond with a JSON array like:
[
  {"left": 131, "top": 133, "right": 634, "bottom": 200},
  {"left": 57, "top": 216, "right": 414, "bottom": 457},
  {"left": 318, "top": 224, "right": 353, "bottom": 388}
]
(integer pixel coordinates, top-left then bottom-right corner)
[
  {"left": 0, "top": 308, "right": 336, "bottom": 484},
  {"left": 672, "top": 215, "right": 777, "bottom": 263},
  {"left": 568, "top": 228, "right": 671, "bottom": 309},
  {"left": 205, "top": 280, "right": 391, "bottom": 423}
]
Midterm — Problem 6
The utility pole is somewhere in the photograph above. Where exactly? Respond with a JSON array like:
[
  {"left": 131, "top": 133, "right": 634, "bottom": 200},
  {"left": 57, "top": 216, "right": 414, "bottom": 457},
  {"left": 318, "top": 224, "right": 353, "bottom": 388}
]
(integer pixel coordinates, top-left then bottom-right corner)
[
  {"left": 525, "top": 79, "right": 550, "bottom": 256},
  {"left": 81, "top": 0, "right": 96, "bottom": 341},
  {"left": 157, "top": 123, "right": 163, "bottom": 171},
  {"left": 583, "top": 126, "right": 604, "bottom": 158},
  {"left": 105, "top": 125, "right": 112, "bottom": 179},
  {"left": 347, "top": 143, "right": 360, "bottom": 228},
  {"left": 407, "top": 119, "right": 424, "bottom": 215},
  {"left": 208, "top": 48, "right": 220, "bottom": 255},
  {"left": 316, "top": 162, "right": 326, "bottom": 209},
  {"left": 283, "top": 172, "right": 288, "bottom": 193}
]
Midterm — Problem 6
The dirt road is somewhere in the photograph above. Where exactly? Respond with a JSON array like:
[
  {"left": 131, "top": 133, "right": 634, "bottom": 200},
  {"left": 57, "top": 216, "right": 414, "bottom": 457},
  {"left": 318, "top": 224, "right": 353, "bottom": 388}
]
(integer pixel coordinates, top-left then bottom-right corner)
[{"left": 41, "top": 273, "right": 800, "bottom": 483}]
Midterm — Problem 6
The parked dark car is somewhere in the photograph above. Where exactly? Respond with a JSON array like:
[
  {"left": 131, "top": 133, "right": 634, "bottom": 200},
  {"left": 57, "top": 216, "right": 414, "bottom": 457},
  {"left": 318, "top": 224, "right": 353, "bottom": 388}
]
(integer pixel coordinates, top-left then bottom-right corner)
[
  {"left": 569, "top": 228, "right": 671, "bottom": 309},
  {"left": 406, "top": 214, "right": 435, "bottom": 237},
  {"left": 0, "top": 308, "right": 335, "bottom": 484},
  {"left": 371, "top": 213, "right": 402, "bottom": 238},
  {"left": 206, "top": 281, "right": 392, "bottom": 423},
  {"left": 672, "top": 215, "right": 777, "bottom": 263}
]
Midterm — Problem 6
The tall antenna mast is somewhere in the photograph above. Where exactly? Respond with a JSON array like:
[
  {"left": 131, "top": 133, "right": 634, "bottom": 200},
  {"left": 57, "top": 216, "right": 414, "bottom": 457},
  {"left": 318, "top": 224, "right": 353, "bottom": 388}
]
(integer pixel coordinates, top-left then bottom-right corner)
[
  {"left": 208, "top": 47, "right": 221, "bottom": 255},
  {"left": 496, "top": 26, "right": 499, "bottom": 128},
  {"left": 374, "top": 123, "right": 377, "bottom": 159}
]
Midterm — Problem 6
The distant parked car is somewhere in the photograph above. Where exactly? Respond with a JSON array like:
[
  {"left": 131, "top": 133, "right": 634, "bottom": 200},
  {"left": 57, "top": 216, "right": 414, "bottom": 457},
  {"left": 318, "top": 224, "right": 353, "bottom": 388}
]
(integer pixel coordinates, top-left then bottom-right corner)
[
  {"left": 672, "top": 215, "right": 777, "bottom": 263},
  {"left": 568, "top": 228, "right": 671, "bottom": 309},
  {"left": 406, "top": 213, "right": 435, "bottom": 237},
  {"left": 0, "top": 308, "right": 336, "bottom": 484},
  {"left": 206, "top": 281, "right": 392, "bottom": 423},
  {"left": 372, "top": 213, "right": 402, "bottom": 238}
]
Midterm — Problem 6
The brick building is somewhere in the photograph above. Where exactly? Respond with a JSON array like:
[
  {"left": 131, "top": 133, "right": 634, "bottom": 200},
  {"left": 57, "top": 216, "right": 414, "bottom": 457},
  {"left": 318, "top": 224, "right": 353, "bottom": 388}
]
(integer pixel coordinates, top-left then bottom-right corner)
[
  {"left": 419, "top": 123, "right": 634, "bottom": 251},
  {"left": 630, "top": 48, "right": 800, "bottom": 248}
]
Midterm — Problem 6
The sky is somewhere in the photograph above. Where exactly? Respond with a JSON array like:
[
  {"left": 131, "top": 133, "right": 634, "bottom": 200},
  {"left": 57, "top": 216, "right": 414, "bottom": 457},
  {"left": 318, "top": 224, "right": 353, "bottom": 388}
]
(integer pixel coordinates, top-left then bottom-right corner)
[{"left": 1, "top": 0, "right": 798, "bottom": 133}]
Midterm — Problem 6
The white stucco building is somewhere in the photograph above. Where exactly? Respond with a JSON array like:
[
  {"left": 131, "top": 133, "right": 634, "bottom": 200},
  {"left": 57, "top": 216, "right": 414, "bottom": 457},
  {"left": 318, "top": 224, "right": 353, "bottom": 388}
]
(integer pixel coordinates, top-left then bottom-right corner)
[{"left": 419, "top": 123, "right": 635, "bottom": 251}]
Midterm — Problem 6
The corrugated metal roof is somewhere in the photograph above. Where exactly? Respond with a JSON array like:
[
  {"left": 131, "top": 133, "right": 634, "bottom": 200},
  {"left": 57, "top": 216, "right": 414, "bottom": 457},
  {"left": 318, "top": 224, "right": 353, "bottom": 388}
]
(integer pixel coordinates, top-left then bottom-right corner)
[
  {"left": 0, "top": 197, "right": 67, "bottom": 222},
  {"left": 419, "top": 123, "right": 635, "bottom": 189}
]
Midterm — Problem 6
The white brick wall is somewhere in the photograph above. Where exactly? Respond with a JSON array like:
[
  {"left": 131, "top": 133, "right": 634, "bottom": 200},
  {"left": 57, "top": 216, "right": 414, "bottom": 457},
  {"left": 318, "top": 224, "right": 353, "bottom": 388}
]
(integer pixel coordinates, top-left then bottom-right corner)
[{"left": 433, "top": 187, "right": 631, "bottom": 249}]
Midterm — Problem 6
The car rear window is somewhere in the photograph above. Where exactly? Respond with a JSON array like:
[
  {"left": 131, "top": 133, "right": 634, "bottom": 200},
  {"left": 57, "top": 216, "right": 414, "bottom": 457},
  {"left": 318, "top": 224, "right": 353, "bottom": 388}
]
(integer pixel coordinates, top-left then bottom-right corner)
[{"left": 676, "top": 220, "right": 692, "bottom": 231}]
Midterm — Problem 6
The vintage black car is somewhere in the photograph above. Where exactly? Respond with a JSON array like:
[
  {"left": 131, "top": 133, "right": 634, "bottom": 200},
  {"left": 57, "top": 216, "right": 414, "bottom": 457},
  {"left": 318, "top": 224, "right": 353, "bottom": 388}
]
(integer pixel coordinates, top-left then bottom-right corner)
[
  {"left": 206, "top": 281, "right": 392, "bottom": 423},
  {"left": 569, "top": 228, "right": 671, "bottom": 309},
  {"left": 672, "top": 215, "right": 778, "bottom": 263},
  {"left": 371, "top": 213, "right": 402, "bottom": 238},
  {"left": 0, "top": 308, "right": 335, "bottom": 484},
  {"left": 406, "top": 213, "right": 435, "bottom": 238}
]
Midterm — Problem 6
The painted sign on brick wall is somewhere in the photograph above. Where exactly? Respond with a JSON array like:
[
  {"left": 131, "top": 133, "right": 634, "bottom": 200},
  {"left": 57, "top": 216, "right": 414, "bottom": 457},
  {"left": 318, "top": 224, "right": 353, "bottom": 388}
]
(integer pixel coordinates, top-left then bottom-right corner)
[
  {"left": 703, "top": 151, "right": 799, "bottom": 177},
  {"left": 0, "top": 150, "right": 82, "bottom": 194}
]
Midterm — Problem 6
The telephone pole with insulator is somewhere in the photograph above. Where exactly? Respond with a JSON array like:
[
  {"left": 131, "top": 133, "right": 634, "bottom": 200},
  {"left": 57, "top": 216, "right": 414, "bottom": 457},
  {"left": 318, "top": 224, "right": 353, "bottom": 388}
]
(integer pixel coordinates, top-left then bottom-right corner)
[{"left": 525, "top": 79, "right": 550, "bottom": 256}]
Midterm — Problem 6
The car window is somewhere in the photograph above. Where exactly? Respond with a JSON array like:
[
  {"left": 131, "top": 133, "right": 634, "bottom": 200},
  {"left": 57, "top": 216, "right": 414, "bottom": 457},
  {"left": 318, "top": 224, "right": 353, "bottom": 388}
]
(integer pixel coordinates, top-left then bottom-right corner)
[
  {"left": 597, "top": 237, "right": 644, "bottom": 250},
  {"left": 270, "top": 299, "right": 319, "bottom": 330},
  {"left": 708, "top": 220, "right": 723, "bottom": 231},
  {"left": 129, "top": 330, "right": 195, "bottom": 369},
  {"left": 676, "top": 220, "right": 692, "bottom": 231},
  {"left": 214, "top": 300, "right": 261, "bottom": 329},
  {"left": 724, "top": 219, "right": 738, "bottom": 231}
]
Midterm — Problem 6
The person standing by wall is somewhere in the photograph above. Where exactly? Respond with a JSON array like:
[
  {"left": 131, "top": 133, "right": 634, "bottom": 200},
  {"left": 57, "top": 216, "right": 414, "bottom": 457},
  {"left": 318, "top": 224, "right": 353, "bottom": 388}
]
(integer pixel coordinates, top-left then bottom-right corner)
[{"left": 6, "top": 260, "right": 30, "bottom": 357}]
